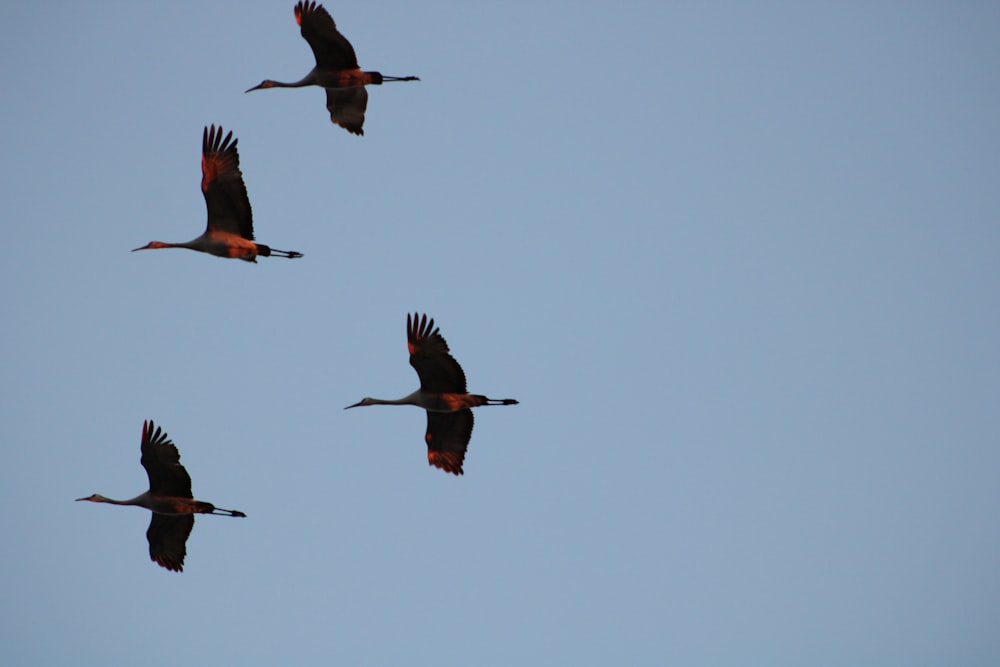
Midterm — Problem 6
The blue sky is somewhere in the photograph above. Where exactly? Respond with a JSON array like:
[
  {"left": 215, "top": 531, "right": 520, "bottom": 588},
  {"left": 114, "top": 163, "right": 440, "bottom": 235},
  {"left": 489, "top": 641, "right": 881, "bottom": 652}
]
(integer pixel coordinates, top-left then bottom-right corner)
[{"left": 2, "top": 1, "right": 999, "bottom": 665}]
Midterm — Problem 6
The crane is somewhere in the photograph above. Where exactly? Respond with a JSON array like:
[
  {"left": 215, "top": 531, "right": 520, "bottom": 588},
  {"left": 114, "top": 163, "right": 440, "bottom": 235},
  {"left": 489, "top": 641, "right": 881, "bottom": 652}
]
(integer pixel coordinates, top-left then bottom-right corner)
[
  {"left": 245, "top": 1, "right": 420, "bottom": 135},
  {"left": 132, "top": 125, "right": 303, "bottom": 262},
  {"left": 345, "top": 313, "right": 518, "bottom": 475},
  {"left": 76, "top": 420, "right": 246, "bottom": 572}
]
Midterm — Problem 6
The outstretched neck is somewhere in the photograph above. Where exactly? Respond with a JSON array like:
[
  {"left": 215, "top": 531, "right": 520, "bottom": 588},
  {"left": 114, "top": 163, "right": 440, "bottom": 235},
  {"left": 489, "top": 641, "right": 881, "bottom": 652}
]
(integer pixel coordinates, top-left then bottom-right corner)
[
  {"left": 79, "top": 492, "right": 147, "bottom": 507},
  {"left": 132, "top": 240, "right": 197, "bottom": 252},
  {"left": 345, "top": 390, "right": 424, "bottom": 409},
  {"left": 370, "top": 392, "right": 422, "bottom": 406},
  {"left": 245, "top": 71, "right": 317, "bottom": 92},
  {"left": 270, "top": 76, "right": 314, "bottom": 88}
]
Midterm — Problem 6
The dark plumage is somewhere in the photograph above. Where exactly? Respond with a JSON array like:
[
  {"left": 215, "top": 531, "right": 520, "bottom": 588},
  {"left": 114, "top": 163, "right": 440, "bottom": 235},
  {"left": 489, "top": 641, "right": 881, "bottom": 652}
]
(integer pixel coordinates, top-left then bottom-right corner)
[
  {"left": 132, "top": 125, "right": 303, "bottom": 261},
  {"left": 76, "top": 420, "right": 246, "bottom": 572},
  {"left": 245, "top": 1, "right": 420, "bottom": 135},
  {"left": 346, "top": 314, "right": 518, "bottom": 475}
]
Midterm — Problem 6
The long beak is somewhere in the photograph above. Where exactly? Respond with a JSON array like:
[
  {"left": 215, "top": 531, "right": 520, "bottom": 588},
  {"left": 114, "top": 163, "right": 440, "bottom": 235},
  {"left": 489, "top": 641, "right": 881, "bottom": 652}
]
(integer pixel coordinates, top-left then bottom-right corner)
[
  {"left": 131, "top": 245, "right": 149, "bottom": 252},
  {"left": 75, "top": 497, "right": 89, "bottom": 502},
  {"left": 245, "top": 83, "right": 265, "bottom": 93},
  {"left": 344, "top": 401, "right": 364, "bottom": 409}
]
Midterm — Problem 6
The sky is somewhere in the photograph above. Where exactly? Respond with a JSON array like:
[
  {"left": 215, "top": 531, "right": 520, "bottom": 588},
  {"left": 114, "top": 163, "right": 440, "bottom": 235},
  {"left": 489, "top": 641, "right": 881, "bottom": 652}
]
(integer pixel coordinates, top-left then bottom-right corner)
[{"left": 2, "top": 1, "right": 999, "bottom": 664}]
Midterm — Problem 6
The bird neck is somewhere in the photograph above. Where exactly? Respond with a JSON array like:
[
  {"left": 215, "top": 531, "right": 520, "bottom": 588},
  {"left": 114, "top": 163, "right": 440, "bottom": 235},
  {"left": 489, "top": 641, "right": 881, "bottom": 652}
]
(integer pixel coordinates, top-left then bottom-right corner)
[
  {"left": 144, "top": 241, "right": 182, "bottom": 250},
  {"left": 375, "top": 390, "right": 424, "bottom": 406},
  {"left": 148, "top": 240, "right": 203, "bottom": 251},
  {"left": 372, "top": 397, "right": 416, "bottom": 406},
  {"left": 97, "top": 493, "right": 144, "bottom": 506},
  {"left": 276, "top": 70, "right": 319, "bottom": 88}
]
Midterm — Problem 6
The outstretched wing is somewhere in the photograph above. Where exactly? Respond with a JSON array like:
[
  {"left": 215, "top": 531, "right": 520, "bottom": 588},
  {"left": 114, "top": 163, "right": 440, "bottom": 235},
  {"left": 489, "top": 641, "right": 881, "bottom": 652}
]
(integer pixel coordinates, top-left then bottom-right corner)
[
  {"left": 202, "top": 124, "right": 254, "bottom": 240},
  {"left": 426, "top": 409, "right": 474, "bottom": 476},
  {"left": 139, "top": 420, "right": 193, "bottom": 498},
  {"left": 295, "top": 1, "right": 360, "bottom": 70},
  {"left": 326, "top": 87, "right": 368, "bottom": 135},
  {"left": 407, "top": 313, "right": 468, "bottom": 393},
  {"left": 147, "top": 514, "right": 194, "bottom": 572}
]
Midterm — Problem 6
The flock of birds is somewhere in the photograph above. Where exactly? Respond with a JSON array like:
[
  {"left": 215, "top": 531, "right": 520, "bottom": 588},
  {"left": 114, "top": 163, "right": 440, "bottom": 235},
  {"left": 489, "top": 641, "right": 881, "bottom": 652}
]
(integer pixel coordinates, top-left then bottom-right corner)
[{"left": 77, "top": 1, "right": 518, "bottom": 572}]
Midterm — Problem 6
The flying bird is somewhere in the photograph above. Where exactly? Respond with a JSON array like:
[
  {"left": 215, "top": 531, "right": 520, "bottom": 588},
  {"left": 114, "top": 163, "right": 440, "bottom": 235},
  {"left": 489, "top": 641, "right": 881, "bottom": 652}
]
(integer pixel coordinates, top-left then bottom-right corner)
[
  {"left": 246, "top": 1, "right": 420, "bottom": 135},
  {"left": 346, "top": 313, "right": 518, "bottom": 475},
  {"left": 132, "top": 125, "right": 303, "bottom": 262},
  {"left": 76, "top": 420, "right": 246, "bottom": 572}
]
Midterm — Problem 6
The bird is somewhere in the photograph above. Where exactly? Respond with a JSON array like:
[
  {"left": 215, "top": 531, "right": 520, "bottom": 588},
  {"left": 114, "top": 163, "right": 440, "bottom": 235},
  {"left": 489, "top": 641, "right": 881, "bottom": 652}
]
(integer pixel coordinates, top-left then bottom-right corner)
[
  {"left": 76, "top": 420, "right": 246, "bottom": 572},
  {"left": 132, "top": 125, "right": 303, "bottom": 262},
  {"left": 246, "top": 1, "right": 420, "bottom": 135},
  {"left": 345, "top": 313, "right": 518, "bottom": 475}
]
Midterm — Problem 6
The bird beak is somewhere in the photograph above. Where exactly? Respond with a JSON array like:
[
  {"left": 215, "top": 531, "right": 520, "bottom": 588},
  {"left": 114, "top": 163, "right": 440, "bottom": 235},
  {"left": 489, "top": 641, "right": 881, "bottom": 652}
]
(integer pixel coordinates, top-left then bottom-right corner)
[
  {"left": 75, "top": 497, "right": 89, "bottom": 502},
  {"left": 131, "top": 244, "right": 149, "bottom": 252},
  {"left": 344, "top": 400, "right": 364, "bottom": 409},
  {"left": 245, "top": 82, "right": 265, "bottom": 93}
]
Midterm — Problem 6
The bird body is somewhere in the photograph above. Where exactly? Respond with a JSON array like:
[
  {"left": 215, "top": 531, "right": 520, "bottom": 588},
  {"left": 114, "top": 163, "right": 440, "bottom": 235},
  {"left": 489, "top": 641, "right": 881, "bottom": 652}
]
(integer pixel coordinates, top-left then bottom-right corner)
[
  {"left": 349, "top": 389, "right": 515, "bottom": 412},
  {"left": 246, "top": 1, "right": 419, "bottom": 135},
  {"left": 78, "top": 491, "right": 227, "bottom": 516},
  {"left": 77, "top": 420, "right": 245, "bottom": 572},
  {"left": 346, "top": 313, "right": 518, "bottom": 475},
  {"left": 136, "top": 231, "right": 262, "bottom": 261},
  {"left": 257, "top": 66, "right": 384, "bottom": 90},
  {"left": 132, "top": 125, "right": 302, "bottom": 262}
]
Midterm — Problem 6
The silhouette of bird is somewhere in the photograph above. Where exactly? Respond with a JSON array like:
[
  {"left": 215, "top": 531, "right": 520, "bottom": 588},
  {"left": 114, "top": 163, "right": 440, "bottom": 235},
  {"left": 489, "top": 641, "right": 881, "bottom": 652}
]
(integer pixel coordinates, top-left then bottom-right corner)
[
  {"left": 246, "top": 1, "right": 420, "bottom": 135},
  {"left": 132, "top": 125, "right": 303, "bottom": 262},
  {"left": 76, "top": 420, "right": 246, "bottom": 572},
  {"left": 346, "top": 313, "right": 518, "bottom": 475}
]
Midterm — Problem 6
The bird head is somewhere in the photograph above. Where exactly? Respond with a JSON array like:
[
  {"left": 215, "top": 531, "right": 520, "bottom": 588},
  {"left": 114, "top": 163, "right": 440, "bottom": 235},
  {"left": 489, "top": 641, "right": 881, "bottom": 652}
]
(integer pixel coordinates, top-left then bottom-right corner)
[
  {"left": 344, "top": 398, "right": 375, "bottom": 409},
  {"left": 245, "top": 80, "right": 276, "bottom": 93},
  {"left": 76, "top": 494, "right": 107, "bottom": 503}
]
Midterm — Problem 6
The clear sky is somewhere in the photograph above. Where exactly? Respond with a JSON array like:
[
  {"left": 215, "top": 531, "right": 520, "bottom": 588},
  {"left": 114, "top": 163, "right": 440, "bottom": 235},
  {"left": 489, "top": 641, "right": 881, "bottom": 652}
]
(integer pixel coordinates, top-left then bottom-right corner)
[{"left": 2, "top": 1, "right": 999, "bottom": 665}]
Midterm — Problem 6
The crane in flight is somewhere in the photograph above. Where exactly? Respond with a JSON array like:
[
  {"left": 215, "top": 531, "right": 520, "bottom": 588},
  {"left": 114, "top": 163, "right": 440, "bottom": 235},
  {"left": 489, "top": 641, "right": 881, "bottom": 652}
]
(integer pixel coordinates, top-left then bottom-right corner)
[
  {"left": 132, "top": 125, "right": 303, "bottom": 262},
  {"left": 76, "top": 420, "right": 246, "bottom": 572},
  {"left": 346, "top": 313, "right": 518, "bottom": 475},
  {"left": 246, "top": 1, "right": 420, "bottom": 135}
]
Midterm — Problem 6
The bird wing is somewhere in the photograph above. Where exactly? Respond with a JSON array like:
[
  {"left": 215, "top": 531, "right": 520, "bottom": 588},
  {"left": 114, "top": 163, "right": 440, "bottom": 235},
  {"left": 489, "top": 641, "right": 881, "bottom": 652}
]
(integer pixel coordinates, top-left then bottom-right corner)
[
  {"left": 425, "top": 409, "right": 473, "bottom": 476},
  {"left": 139, "top": 420, "right": 194, "bottom": 499},
  {"left": 326, "top": 87, "right": 368, "bottom": 135},
  {"left": 295, "top": 1, "right": 360, "bottom": 70},
  {"left": 201, "top": 125, "right": 255, "bottom": 240},
  {"left": 147, "top": 514, "right": 194, "bottom": 572},
  {"left": 408, "top": 313, "right": 468, "bottom": 393}
]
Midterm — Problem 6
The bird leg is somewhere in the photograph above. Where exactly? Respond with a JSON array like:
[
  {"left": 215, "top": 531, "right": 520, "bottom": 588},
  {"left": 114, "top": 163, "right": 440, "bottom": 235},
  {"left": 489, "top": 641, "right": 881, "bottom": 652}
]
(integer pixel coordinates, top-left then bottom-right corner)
[
  {"left": 270, "top": 248, "right": 304, "bottom": 258},
  {"left": 210, "top": 508, "right": 247, "bottom": 517}
]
